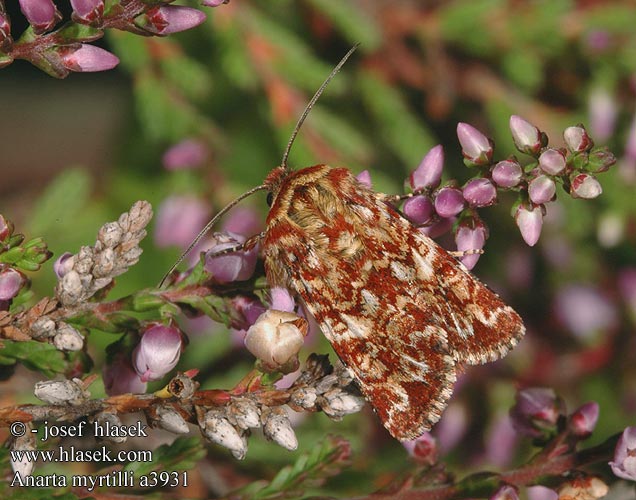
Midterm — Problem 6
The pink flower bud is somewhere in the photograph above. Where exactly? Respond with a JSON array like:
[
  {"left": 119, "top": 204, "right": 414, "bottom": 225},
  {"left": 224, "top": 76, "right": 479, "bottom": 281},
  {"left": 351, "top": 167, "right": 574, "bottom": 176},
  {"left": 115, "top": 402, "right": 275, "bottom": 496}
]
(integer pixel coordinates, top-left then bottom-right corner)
[
  {"left": 229, "top": 295, "right": 267, "bottom": 332},
  {"left": 538, "top": 148, "right": 566, "bottom": 175},
  {"left": 154, "top": 195, "right": 210, "bottom": 249},
  {"left": 133, "top": 323, "right": 184, "bottom": 383},
  {"left": 70, "top": 0, "right": 104, "bottom": 24},
  {"left": 609, "top": 427, "right": 636, "bottom": 481},
  {"left": 457, "top": 123, "right": 493, "bottom": 166},
  {"left": 0, "top": 14, "right": 11, "bottom": 45},
  {"left": 515, "top": 203, "right": 543, "bottom": 246},
  {"left": 410, "top": 145, "right": 444, "bottom": 190},
  {"left": 402, "top": 432, "right": 438, "bottom": 466},
  {"left": 270, "top": 287, "right": 295, "bottom": 313},
  {"left": 0, "top": 268, "right": 25, "bottom": 301},
  {"left": 356, "top": 170, "right": 372, "bottom": 188},
  {"left": 564, "top": 125, "right": 594, "bottom": 153},
  {"left": 53, "top": 252, "right": 74, "bottom": 279},
  {"left": 490, "top": 485, "right": 519, "bottom": 500},
  {"left": 510, "top": 115, "right": 542, "bottom": 156},
  {"left": 528, "top": 175, "right": 556, "bottom": 204},
  {"left": 419, "top": 216, "right": 454, "bottom": 239},
  {"left": 19, "top": 0, "right": 60, "bottom": 33},
  {"left": 204, "top": 232, "right": 258, "bottom": 283},
  {"left": 570, "top": 173, "right": 602, "bottom": 199},
  {"left": 244, "top": 310, "right": 307, "bottom": 369},
  {"left": 434, "top": 187, "right": 465, "bottom": 218},
  {"left": 462, "top": 178, "right": 497, "bottom": 207},
  {"left": 103, "top": 353, "right": 147, "bottom": 396},
  {"left": 60, "top": 44, "right": 119, "bottom": 72},
  {"left": 0, "top": 215, "right": 10, "bottom": 241},
  {"left": 492, "top": 160, "right": 523, "bottom": 188},
  {"left": 589, "top": 88, "right": 617, "bottom": 142},
  {"left": 202, "top": 0, "right": 229, "bottom": 6},
  {"left": 162, "top": 139, "right": 209, "bottom": 170},
  {"left": 568, "top": 402, "right": 599, "bottom": 438},
  {"left": 140, "top": 6, "right": 206, "bottom": 36},
  {"left": 455, "top": 222, "right": 487, "bottom": 270},
  {"left": 403, "top": 195, "right": 434, "bottom": 225},
  {"left": 509, "top": 387, "right": 564, "bottom": 438}
]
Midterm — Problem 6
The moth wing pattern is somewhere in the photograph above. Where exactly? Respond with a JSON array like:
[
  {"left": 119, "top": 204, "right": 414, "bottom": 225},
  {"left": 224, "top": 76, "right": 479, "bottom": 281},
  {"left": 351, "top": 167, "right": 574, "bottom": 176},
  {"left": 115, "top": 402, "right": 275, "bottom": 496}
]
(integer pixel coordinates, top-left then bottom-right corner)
[{"left": 262, "top": 164, "right": 525, "bottom": 441}]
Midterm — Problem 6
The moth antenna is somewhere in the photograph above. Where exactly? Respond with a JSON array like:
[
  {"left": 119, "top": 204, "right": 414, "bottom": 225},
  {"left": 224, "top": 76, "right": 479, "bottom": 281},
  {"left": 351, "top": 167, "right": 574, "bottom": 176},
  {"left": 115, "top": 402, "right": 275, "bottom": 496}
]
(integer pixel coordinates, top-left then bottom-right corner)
[
  {"left": 158, "top": 184, "right": 268, "bottom": 287},
  {"left": 280, "top": 43, "right": 360, "bottom": 169}
]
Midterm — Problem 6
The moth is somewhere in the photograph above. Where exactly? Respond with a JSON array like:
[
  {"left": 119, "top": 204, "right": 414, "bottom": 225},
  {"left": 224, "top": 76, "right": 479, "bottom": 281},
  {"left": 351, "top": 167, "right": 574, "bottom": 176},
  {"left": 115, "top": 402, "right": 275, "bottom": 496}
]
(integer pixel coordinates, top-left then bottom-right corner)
[{"left": 165, "top": 47, "right": 525, "bottom": 441}]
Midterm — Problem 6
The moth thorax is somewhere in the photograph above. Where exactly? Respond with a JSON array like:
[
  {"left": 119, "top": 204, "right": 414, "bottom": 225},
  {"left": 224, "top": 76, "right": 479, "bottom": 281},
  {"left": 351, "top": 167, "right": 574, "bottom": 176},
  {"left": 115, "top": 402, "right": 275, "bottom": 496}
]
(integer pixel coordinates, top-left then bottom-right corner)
[{"left": 263, "top": 166, "right": 290, "bottom": 195}]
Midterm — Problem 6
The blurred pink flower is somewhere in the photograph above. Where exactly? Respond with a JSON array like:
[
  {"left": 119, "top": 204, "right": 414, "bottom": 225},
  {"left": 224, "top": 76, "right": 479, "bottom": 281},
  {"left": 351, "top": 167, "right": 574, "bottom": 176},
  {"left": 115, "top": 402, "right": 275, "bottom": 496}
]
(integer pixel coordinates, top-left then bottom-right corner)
[
  {"left": 554, "top": 284, "right": 618, "bottom": 339},
  {"left": 162, "top": 139, "right": 209, "bottom": 170},
  {"left": 154, "top": 195, "right": 210, "bottom": 249},
  {"left": 133, "top": 323, "right": 184, "bottom": 383}
]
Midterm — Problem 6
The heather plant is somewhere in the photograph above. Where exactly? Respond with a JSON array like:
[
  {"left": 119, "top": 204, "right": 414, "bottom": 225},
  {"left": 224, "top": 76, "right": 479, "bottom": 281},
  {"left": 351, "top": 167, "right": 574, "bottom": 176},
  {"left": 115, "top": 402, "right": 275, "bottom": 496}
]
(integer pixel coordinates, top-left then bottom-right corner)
[{"left": 1, "top": 1, "right": 636, "bottom": 499}]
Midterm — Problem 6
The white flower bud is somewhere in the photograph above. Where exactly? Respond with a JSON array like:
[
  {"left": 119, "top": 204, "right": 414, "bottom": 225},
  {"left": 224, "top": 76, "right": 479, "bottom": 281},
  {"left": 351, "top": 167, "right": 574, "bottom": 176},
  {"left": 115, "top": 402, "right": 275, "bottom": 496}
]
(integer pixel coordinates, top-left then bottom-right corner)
[
  {"left": 322, "top": 389, "right": 365, "bottom": 418},
  {"left": 156, "top": 406, "right": 190, "bottom": 434},
  {"left": 30, "top": 317, "right": 56, "bottom": 339},
  {"left": 244, "top": 310, "right": 307, "bottom": 368},
  {"left": 98, "top": 222, "right": 124, "bottom": 248},
  {"left": 291, "top": 387, "right": 317, "bottom": 409},
  {"left": 231, "top": 399, "right": 261, "bottom": 430},
  {"left": 202, "top": 411, "right": 247, "bottom": 460},
  {"left": 95, "top": 412, "right": 126, "bottom": 443},
  {"left": 262, "top": 407, "right": 298, "bottom": 451},
  {"left": 53, "top": 323, "right": 84, "bottom": 351},
  {"left": 11, "top": 428, "right": 36, "bottom": 478},
  {"left": 34, "top": 379, "right": 86, "bottom": 405}
]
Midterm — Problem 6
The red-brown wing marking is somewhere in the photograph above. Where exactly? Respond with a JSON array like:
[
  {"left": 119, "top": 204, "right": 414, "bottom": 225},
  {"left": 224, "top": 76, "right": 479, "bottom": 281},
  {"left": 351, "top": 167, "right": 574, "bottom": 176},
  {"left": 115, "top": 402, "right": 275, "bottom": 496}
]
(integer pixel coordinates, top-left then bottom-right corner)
[{"left": 262, "top": 164, "right": 525, "bottom": 440}]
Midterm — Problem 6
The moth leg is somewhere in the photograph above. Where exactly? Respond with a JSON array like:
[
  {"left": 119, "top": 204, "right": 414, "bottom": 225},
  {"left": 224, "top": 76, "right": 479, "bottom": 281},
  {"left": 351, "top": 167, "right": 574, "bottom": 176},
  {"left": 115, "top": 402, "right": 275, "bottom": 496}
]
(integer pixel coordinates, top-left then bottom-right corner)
[
  {"left": 448, "top": 248, "right": 484, "bottom": 258},
  {"left": 206, "top": 231, "right": 265, "bottom": 258},
  {"left": 377, "top": 192, "right": 415, "bottom": 204}
]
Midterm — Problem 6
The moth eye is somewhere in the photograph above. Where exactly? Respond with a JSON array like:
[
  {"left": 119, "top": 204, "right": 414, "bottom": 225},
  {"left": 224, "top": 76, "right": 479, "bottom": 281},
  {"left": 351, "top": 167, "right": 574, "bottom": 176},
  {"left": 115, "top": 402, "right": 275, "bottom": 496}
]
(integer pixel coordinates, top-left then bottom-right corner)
[{"left": 266, "top": 192, "right": 274, "bottom": 207}]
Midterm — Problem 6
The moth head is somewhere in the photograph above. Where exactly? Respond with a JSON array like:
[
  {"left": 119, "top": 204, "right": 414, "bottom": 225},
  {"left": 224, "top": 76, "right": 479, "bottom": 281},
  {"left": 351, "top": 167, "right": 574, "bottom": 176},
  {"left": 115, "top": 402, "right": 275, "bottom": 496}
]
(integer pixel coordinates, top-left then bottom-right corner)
[{"left": 263, "top": 166, "right": 291, "bottom": 208}]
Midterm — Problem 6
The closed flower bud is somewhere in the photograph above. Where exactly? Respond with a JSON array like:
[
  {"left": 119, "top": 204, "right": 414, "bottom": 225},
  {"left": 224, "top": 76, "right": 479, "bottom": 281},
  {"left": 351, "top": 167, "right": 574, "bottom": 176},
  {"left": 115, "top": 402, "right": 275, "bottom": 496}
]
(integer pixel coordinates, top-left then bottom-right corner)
[
  {"left": 0, "top": 14, "right": 11, "bottom": 46},
  {"left": 262, "top": 407, "right": 298, "bottom": 451},
  {"left": 510, "top": 115, "right": 542, "bottom": 156},
  {"left": 558, "top": 476, "right": 608, "bottom": 500},
  {"left": 53, "top": 323, "right": 84, "bottom": 351},
  {"left": 163, "top": 139, "right": 209, "bottom": 170},
  {"left": 610, "top": 427, "right": 636, "bottom": 481},
  {"left": 457, "top": 123, "right": 493, "bottom": 166},
  {"left": 95, "top": 412, "right": 126, "bottom": 443},
  {"left": 244, "top": 310, "right": 307, "bottom": 369},
  {"left": 230, "top": 295, "right": 267, "bottom": 331},
  {"left": 202, "top": 0, "right": 229, "bottom": 6},
  {"left": 564, "top": 125, "right": 594, "bottom": 153},
  {"left": 202, "top": 411, "right": 247, "bottom": 459},
  {"left": 34, "top": 378, "right": 86, "bottom": 405},
  {"left": 19, "top": 0, "right": 61, "bottom": 33},
  {"left": 70, "top": 0, "right": 104, "bottom": 24},
  {"left": 570, "top": 173, "right": 602, "bottom": 199},
  {"left": 231, "top": 399, "right": 261, "bottom": 430},
  {"left": 528, "top": 175, "right": 556, "bottom": 205},
  {"left": 11, "top": 429, "right": 36, "bottom": 478},
  {"left": 0, "top": 267, "right": 25, "bottom": 301},
  {"left": 509, "top": 387, "right": 564, "bottom": 438},
  {"left": 98, "top": 222, "right": 124, "bottom": 248},
  {"left": 463, "top": 178, "right": 497, "bottom": 207},
  {"left": 270, "top": 286, "right": 296, "bottom": 313},
  {"left": 156, "top": 406, "right": 190, "bottom": 434},
  {"left": 321, "top": 388, "right": 365, "bottom": 418},
  {"left": 538, "top": 148, "right": 567, "bottom": 175},
  {"left": 403, "top": 195, "right": 434, "bottom": 225},
  {"left": 204, "top": 234, "right": 258, "bottom": 283},
  {"left": 138, "top": 6, "right": 206, "bottom": 36},
  {"left": 515, "top": 204, "right": 544, "bottom": 247},
  {"left": 402, "top": 432, "right": 438, "bottom": 466},
  {"left": 0, "top": 215, "right": 12, "bottom": 241},
  {"left": 133, "top": 323, "right": 184, "bottom": 383},
  {"left": 490, "top": 484, "right": 519, "bottom": 500},
  {"left": 103, "top": 354, "right": 147, "bottom": 396},
  {"left": 587, "top": 148, "right": 616, "bottom": 173},
  {"left": 155, "top": 195, "right": 210, "bottom": 250},
  {"left": 568, "top": 401, "right": 599, "bottom": 438},
  {"left": 410, "top": 145, "right": 444, "bottom": 190},
  {"left": 60, "top": 44, "right": 119, "bottom": 72},
  {"left": 492, "top": 159, "right": 523, "bottom": 188},
  {"left": 53, "top": 252, "right": 74, "bottom": 279},
  {"left": 455, "top": 221, "right": 487, "bottom": 270},
  {"left": 30, "top": 317, "right": 56, "bottom": 339},
  {"left": 434, "top": 187, "right": 465, "bottom": 218},
  {"left": 356, "top": 170, "right": 372, "bottom": 188}
]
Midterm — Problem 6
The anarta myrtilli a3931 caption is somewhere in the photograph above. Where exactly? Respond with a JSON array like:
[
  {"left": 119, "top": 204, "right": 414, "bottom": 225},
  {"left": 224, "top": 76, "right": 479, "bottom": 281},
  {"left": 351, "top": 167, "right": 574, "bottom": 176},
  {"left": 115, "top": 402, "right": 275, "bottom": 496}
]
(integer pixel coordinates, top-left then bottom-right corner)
[{"left": 262, "top": 164, "right": 525, "bottom": 441}]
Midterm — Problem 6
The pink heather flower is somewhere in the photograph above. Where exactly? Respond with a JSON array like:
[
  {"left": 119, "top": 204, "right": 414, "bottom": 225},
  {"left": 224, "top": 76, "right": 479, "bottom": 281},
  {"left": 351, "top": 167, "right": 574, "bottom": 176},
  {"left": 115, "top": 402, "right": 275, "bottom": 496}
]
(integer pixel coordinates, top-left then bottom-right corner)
[
  {"left": 457, "top": 123, "right": 493, "bottom": 166},
  {"left": 526, "top": 486, "right": 558, "bottom": 500},
  {"left": 586, "top": 30, "right": 611, "bottom": 52},
  {"left": 462, "top": 178, "right": 497, "bottom": 207},
  {"left": 554, "top": 284, "right": 618, "bottom": 339},
  {"left": 402, "top": 195, "right": 434, "bottom": 225},
  {"left": 510, "top": 115, "right": 542, "bottom": 156},
  {"left": 133, "top": 323, "right": 184, "bottom": 383},
  {"left": 490, "top": 485, "right": 519, "bottom": 500},
  {"left": 568, "top": 402, "right": 599, "bottom": 438},
  {"left": 356, "top": 170, "right": 372, "bottom": 188},
  {"left": 610, "top": 427, "right": 636, "bottom": 481},
  {"left": 455, "top": 222, "right": 487, "bottom": 270},
  {"left": 419, "top": 217, "right": 454, "bottom": 239},
  {"left": 141, "top": 6, "right": 206, "bottom": 36},
  {"left": 492, "top": 159, "right": 523, "bottom": 188},
  {"left": 229, "top": 296, "right": 267, "bottom": 332},
  {"left": 484, "top": 414, "right": 519, "bottom": 467},
  {"left": 410, "top": 145, "right": 444, "bottom": 190},
  {"left": 202, "top": 0, "right": 229, "bottom": 6},
  {"left": 222, "top": 206, "right": 263, "bottom": 237},
  {"left": 53, "top": 252, "right": 74, "bottom": 279},
  {"left": 434, "top": 187, "right": 465, "bottom": 218},
  {"left": 204, "top": 232, "right": 258, "bottom": 283},
  {"left": 570, "top": 173, "right": 602, "bottom": 199},
  {"left": 103, "top": 353, "right": 147, "bottom": 396},
  {"left": 510, "top": 387, "right": 564, "bottom": 438},
  {"left": 19, "top": 0, "right": 60, "bottom": 33},
  {"left": 270, "top": 287, "right": 296, "bottom": 313},
  {"left": 0, "top": 268, "right": 25, "bottom": 301},
  {"left": 432, "top": 402, "right": 467, "bottom": 454},
  {"left": 402, "top": 432, "right": 438, "bottom": 465},
  {"left": 60, "top": 45, "right": 119, "bottom": 72},
  {"left": 154, "top": 195, "right": 210, "bottom": 249},
  {"left": 563, "top": 125, "right": 594, "bottom": 153},
  {"left": 70, "top": 0, "right": 104, "bottom": 24},
  {"left": 515, "top": 204, "right": 543, "bottom": 246},
  {"left": 589, "top": 88, "right": 617, "bottom": 142},
  {"left": 162, "top": 139, "right": 209, "bottom": 170},
  {"left": 528, "top": 175, "right": 556, "bottom": 205},
  {"left": 538, "top": 149, "right": 566, "bottom": 175}
]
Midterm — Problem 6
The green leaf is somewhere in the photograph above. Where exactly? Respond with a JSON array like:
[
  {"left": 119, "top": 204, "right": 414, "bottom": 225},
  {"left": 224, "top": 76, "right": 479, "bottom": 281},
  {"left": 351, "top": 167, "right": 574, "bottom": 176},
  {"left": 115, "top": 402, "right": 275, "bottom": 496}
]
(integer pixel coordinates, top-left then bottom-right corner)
[
  {"left": 0, "top": 341, "right": 66, "bottom": 377},
  {"left": 28, "top": 168, "right": 91, "bottom": 237},
  {"left": 501, "top": 47, "right": 544, "bottom": 93},
  {"left": 124, "top": 437, "right": 205, "bottom": 476}
]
